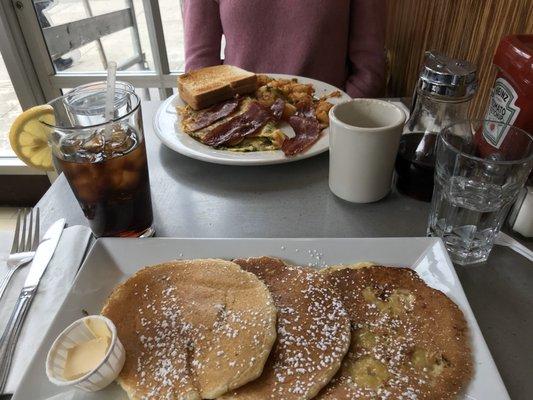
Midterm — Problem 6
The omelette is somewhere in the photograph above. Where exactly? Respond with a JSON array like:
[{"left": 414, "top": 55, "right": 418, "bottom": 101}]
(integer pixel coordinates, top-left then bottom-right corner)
[{"left": 177, "top": 75, "right": 338, "bottom": 153}]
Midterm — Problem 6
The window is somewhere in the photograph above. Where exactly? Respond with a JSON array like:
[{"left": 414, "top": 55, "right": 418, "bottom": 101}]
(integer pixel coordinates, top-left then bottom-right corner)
[
  {"left": 161, "top": 0, "right": 185, "bottom": 72},
  {"left": 0, "top": 0, "right": 184, "bottom": 172},
  {"left": 0, "top": 52, "right": 22, "bottom": 158},
  {"left": 11, "top": 0, "right": 182, "bottom": 102},
  {"left": 34, "top": 0, "right": 156, "bottom": 73}
]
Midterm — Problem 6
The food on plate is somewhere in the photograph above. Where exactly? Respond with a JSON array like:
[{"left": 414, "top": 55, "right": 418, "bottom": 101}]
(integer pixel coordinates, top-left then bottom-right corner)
[
  {"left": 281, "top": 103, "right": 322, "bottom": 156},
  {"left": 46, "top": 315, "right": 125, "bottom": 392},
  {"left": 62, "top": 318, "right": 112, "bottom": 380},
  {"left": 317, "top": 263, "right": 472, "bottom": 400},
  {"left": 221, "top": 257, "right": 351, "bottom": 400},
  {"left": 177, "top": 66, "right": 340, "bottom": 155},
  {"left": 87, "top": 257, "right": 472, "bottom": 399},
  {"left": 184, "top": 97, "right": 241, "bottom": 133},
  {"left": 178, "top": 65, "right": 258, "bottom": 110},
  {"left": 101, "top": 259, "right": 277, "bottom": 400},
  {"left": 202, "top": 100, "right": 282, "bottom": 148}
]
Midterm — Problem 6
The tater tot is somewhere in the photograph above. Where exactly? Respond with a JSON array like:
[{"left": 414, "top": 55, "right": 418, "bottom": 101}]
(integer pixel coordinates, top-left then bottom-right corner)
[
  {"left": 288, "top": 92, "right": 313, "bottom": 104},
  {"left": 315, "top": 101, "right": 333, "bottom": 125}
]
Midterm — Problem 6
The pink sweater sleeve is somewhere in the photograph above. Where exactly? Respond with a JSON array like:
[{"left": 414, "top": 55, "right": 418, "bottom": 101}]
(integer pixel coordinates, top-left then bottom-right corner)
[
  {"left": 346, "top": 0, "right": 386, "bottom": 98},
  {"left": 183, "top": 0, "right": 223, "bottom": 71}
]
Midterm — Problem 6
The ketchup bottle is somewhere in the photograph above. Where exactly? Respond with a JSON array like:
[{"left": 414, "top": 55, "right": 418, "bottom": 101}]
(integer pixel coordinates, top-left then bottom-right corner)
[
  {"left": 479, "top": 35, "right": 533, "bottom": 237},
  {"left": 479, "top": 35, "right": 533, "bottom": 162}
]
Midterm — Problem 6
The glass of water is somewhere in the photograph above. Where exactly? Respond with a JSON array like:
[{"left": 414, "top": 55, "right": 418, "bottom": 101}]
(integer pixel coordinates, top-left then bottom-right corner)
[{"left": 428, "top": 120, "right": 533, "bottom": 265}]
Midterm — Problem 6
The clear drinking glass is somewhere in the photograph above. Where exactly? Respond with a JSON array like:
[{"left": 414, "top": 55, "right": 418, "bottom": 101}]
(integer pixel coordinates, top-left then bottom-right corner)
[
  {"left": 44, "top": 84, "right": 154, "bottom": 238},
  {"left": 67, "top": 81, "right": 135, "bottom": 97},
  {"left": 428, "top": 120, "right": 533, "bottom": 265}
]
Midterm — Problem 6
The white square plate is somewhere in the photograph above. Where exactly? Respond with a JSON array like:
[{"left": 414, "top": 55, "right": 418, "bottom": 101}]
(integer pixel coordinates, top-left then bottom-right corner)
[{"left": 14, "top": 237, "right": 509, "bottom": 400}]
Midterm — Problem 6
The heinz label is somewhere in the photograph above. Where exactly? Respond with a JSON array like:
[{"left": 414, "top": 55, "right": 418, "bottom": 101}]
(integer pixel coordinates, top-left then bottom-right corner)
[{"left": 482, "top": 77, "right": 521, "bottom": 148}]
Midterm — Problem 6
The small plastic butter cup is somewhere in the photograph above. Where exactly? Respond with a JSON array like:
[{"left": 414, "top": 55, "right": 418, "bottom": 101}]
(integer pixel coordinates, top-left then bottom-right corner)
[{"left": 45, "top": 315, "right": 125, "bottom": 392}]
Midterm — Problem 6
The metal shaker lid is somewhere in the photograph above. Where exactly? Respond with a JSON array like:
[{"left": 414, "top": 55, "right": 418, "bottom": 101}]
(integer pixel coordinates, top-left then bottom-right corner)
[{"left": 418, "top": 51, "right": 478, "bottom": 99}]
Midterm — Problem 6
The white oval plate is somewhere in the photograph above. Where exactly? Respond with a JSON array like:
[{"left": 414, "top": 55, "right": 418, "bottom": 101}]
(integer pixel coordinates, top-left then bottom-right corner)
[{"left": 153, "top": 73, "right": 352, "bottom": 165}]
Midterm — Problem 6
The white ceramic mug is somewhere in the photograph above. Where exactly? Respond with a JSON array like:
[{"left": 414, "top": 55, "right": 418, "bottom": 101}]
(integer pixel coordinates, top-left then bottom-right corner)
[{"left": 328, "top": 99, "right": 406, "bottom": 203}]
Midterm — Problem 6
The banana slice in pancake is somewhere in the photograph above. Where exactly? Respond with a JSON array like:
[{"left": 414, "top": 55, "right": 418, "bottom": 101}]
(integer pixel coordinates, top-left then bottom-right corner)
[
  {"left": 101, "top": 259, "right": 277, "bottom": 400},
  {"left": 221, "top": 257, "right": 351, "bottom": 400},
  {"left": 323, "top": 261, "right": 378, "bottom": 272},
  {"left": 317, "top": 265, "right": 472, "bottom": 400}
]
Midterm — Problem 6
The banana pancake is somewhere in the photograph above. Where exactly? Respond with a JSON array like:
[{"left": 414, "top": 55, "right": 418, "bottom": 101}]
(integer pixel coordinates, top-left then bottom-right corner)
[
  {"left": 101, "top": 259, "right": 277, "bottom": 400},
  {"left": 221, "top": 257, "right": 351, "bottom": 400},
  {"left": 317, "top": 264, "right": 472, "bottom": 400}
]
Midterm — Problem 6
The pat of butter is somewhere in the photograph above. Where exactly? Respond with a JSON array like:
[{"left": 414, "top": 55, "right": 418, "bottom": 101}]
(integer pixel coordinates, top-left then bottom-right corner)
[
  {"left": 63, "top": 337, "right": 110, "bottom": 380},
  {"left": 84, "top": 318, "right": 111, "bottom": 340},
  {"left": 62, "top": 319, "right": 111, "bottom": 380}
]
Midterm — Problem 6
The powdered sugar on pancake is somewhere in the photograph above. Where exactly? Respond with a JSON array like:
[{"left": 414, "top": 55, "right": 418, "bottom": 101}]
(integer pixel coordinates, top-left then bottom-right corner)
[
  {"left": 221, "top": 257, "right": 351, "bottom": 400},
  {"left": 101, "top": 259, "right": 277, "bottom": 400},
  {"left": 317, "top": 265, "right": 472, "bottom": 400}
]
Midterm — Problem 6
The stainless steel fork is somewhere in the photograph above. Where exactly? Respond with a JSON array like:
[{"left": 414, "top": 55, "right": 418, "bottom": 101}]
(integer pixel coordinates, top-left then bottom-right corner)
[{"left": 0, "top": 208, "right": 40, "bottom": 302}]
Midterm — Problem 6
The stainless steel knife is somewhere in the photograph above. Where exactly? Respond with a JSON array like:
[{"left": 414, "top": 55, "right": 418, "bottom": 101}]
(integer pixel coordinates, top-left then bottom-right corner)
[{"left": 0, "top": 218, "right": 66, "bottom": 392}]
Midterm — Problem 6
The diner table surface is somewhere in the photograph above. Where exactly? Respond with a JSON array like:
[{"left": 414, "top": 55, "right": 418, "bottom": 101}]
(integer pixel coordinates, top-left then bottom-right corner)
[{"left": 31, "top": 101, "right": 532, "bottom": 399}]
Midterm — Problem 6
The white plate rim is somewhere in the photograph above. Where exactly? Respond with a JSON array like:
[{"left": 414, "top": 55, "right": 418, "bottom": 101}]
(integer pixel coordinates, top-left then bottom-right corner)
[{"left": 152, "top": 73, "right": 352, "bottom": 165}]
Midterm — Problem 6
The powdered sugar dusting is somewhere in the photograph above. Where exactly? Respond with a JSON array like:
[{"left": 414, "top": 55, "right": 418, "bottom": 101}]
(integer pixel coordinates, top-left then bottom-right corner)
[
  {"left": 226, "top": 257, "right": 351, "bottom": 399},
  {"left": 317, "top": 266, "right": 470, "bottom": 400},
  {"left": 103, "top": 261, "right": 276, "bottom": 400}
]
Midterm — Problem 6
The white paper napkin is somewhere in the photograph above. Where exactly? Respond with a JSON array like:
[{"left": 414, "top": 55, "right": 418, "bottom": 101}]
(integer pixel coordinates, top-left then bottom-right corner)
[{"left": 0, "top": 225, "right": 92, "bottom": 394}]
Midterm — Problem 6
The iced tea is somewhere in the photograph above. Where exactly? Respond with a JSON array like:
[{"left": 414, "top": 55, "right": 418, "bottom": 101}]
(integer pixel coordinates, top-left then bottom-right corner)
[
  {"left": 55, "top": 126, "right": 153, "bottom": 237},
  {"left": 45, "top": 84, "right": 154, "bottom": 237}
]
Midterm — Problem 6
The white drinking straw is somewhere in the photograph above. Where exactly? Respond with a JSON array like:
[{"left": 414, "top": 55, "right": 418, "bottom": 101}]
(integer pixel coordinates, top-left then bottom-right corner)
[{"left": 104, "top": 61, "right": 117, "bottom": 137}]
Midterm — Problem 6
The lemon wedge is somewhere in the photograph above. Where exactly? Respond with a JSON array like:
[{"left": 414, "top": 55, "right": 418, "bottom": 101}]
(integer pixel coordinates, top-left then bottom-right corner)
[{"left": 9, "top": 105, "right": 56, "bottom": 171}]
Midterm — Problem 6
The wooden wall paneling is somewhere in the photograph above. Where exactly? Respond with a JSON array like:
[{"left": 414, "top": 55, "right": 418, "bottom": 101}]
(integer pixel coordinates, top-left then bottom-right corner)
[{"left": 385, "top": 0, "right": 533, "bottom": 118}]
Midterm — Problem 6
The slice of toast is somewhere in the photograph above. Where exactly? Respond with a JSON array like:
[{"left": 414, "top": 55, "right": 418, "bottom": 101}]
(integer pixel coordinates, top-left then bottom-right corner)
[{"left": 178, "top": 65, "right": 258, "bottom": 110}]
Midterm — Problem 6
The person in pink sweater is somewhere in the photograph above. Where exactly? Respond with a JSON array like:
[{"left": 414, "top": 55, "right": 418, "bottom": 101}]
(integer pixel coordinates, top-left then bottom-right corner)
[{"left": 183, "top": 0, "right": 386, "bottom": 98}]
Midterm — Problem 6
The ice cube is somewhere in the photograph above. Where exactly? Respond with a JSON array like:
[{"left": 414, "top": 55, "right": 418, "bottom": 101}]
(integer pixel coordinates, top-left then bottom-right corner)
[
  {"left": 125, "top": 149, "right": 146, "bottom": 171},
  {"left": 105, "top": 126, "right": 135, "bottom": 154},
  {"left": 72, "top": 175, "right": 100, "bottom": 204},
  {"left": 118, "top": 170, "right": 140, "bottom": 191},
  {"left": 108, "top": 170, "right": 123, "bottom": 189},
  {"left": 81, "top": 131, "right": 105, "bottom": 153},
  {"left": 60, "top": 136, "right": 85, "bottom": 157}
]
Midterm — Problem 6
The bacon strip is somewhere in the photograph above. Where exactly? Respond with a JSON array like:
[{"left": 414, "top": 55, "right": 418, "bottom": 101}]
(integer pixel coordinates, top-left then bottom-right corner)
[
  {"left": 281, "top": 115, "right": 321, "bottom": 156},
  {"left": 203, "top": 102, "right": 272, "bottom": 147},
  {"left": 188, "top": 98, "right": 240, "bottom": 132},
  {"left": 281, "top": 103, "right": 321, "bottom": 156}
]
